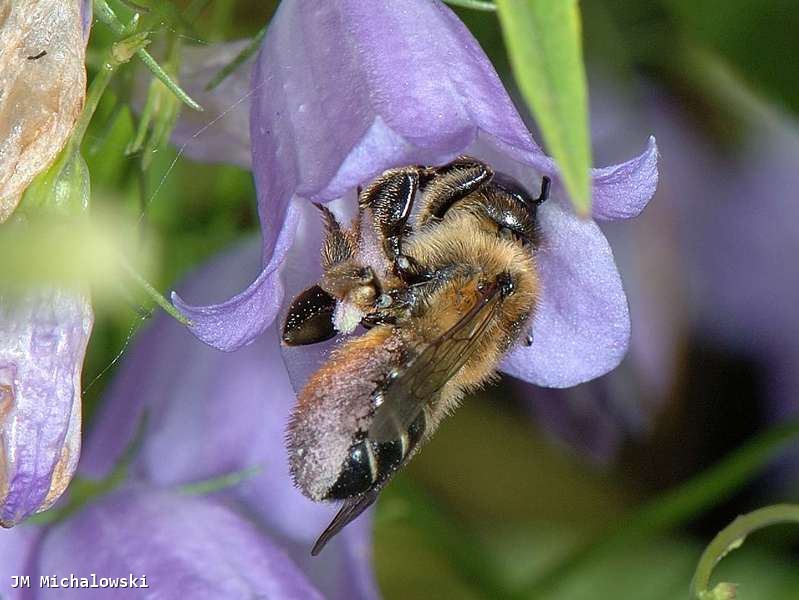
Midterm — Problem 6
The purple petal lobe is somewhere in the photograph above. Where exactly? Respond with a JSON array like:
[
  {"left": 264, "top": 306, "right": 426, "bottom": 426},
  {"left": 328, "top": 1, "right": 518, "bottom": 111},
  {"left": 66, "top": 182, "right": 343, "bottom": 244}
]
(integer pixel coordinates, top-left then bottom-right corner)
[
  {"left": 171, "top": 40, "right": 254, "bottom": 169},
  {"left": 171, "top": 269, "right": 281, "bottom": 352},
  {"left": 501, "top": 202, "right": 630, "bottom": 388},
  {"left": 38, "top": 489, "right": 324, "bottom": 600},
  {"left": 591, "top": 136, "right": 658, "bottom": 220},
  {"left": 171, "top": 206, "right": 299, "bottom": 351},
  {"left": 0, "top": 288, "right": 91, "bottom": 527}
]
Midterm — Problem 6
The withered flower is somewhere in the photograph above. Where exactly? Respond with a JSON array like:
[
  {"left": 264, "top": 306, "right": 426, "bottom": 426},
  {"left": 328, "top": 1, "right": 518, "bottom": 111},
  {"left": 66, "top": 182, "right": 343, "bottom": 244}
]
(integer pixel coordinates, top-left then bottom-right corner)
[{"left": 0, "top": 0, "right": 87, "bottom": 222}]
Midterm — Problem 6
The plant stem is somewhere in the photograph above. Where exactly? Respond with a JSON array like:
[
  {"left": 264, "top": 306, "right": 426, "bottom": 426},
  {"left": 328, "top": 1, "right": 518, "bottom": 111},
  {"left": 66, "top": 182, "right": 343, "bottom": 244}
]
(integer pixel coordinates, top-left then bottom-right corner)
[
  {"left": 522, "top": 419, "right": 799, "bottom": 598},
  {"left": 119, "top": 260, "right": 191, "bottom": 327},
  {"left": 690, "top": 504, "right": 799, "bottom": 599},
  {"left": 70, "top": 32, "right": 150, "bottom": 152},
  {"left": 179, "top": 466, "right": 262, "bottom": 496},
  {"left": 92, "top": 0, "right": 203, "bottom": 111}
]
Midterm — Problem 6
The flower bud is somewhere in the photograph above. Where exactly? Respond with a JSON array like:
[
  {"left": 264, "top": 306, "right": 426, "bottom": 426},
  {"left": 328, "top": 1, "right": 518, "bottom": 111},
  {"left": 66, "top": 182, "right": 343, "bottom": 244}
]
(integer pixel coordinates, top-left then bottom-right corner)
[{"left": 20, "top": 149, "right": 90, "bottom": 217}]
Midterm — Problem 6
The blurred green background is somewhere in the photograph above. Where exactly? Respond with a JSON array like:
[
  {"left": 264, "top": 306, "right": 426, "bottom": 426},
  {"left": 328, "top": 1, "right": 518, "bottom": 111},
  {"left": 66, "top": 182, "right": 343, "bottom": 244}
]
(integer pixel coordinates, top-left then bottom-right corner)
[{"left": 76, "top": 1, "right": 799, "bottom": 598}]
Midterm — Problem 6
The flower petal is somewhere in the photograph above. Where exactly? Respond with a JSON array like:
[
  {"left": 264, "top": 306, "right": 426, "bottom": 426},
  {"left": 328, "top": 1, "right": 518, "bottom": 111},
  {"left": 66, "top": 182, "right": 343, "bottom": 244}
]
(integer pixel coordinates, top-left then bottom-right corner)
[
  {"left": 170, "top": 40, "right": 254, "bottom": 169},
  {"left": 0, "top": 289, "right": 92, "bottom": 526},
  {"left": 38, "top": 489, "right": 324, "bottom": 600},
  {"left": 501, "top": 201, "right": 629, "bottom": 388},
  {"left": 171, "top": 206, "right": 299, "bottom": 351},
  {"left": 0, "top": 0, "right": 86, "bottom": 222},
  {"left": 251, "top": 0, "right": 545, "bottom": 205},
  {"left": 590, "top": 136, "right": 659, "bottom": 220},
  {"left": 278, "top": 199, "right": 353, "bottom": 392}
]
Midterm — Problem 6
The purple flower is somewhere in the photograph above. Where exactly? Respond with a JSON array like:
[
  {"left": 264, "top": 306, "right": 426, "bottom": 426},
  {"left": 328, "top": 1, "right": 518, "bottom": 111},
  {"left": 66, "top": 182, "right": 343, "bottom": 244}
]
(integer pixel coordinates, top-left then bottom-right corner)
[
  {"left": 516, "top": 77, "right": 685, "bottom": 461},
  {"left": 171, "top": 0, "right": 658, "bottom": 389},
  {"left": 0, "top": 289, "right": 92, "bottom": 527},
  {"left": 78, "top": 241, "right": 379, "bottom": 599},
  {"left": 0, "top": 488, "right": 325, "bottom": 600}
]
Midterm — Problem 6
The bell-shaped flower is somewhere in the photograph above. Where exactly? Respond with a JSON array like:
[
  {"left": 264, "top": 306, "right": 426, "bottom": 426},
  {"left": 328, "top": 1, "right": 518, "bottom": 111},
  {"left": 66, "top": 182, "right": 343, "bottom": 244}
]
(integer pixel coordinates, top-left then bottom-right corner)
[
  {"left": 171, "top": 0, "right": 658, "bottom": 389},
  {"left": 79, "top": 241, "right": 379, "bottom": 599}
]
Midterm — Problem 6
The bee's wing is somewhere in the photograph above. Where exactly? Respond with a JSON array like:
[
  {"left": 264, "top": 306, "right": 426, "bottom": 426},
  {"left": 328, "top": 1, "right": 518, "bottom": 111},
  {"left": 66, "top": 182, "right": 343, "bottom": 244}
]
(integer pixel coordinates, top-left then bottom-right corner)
[{"left": 368, "top": 280, "right": 502, "bottom": 443}]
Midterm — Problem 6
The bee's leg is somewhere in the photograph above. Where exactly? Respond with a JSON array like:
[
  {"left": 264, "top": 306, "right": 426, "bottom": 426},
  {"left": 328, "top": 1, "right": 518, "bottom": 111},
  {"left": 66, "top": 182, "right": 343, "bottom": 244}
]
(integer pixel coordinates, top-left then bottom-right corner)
[
  {"left": 416, "top": 157, "right": 493, "bottom": 225},
  {"left": 359, "top": 167, "right": 421, "bottom": 259},
  {"left": 358, "top": 167, "right": 429, "bottom": 281},
  {"left": 315, "top": 203, "right": 358, "bottom": 271}
]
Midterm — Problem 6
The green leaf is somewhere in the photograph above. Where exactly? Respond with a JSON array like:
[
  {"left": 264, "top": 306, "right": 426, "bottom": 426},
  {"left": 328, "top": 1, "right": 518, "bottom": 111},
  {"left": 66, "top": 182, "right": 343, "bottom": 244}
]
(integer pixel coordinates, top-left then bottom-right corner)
[
  {"left": 444, "top": 0, "right": 497, "bottom": 11},
  {"left": 495, "top": 0, "right": 592, "bottom": 215}
]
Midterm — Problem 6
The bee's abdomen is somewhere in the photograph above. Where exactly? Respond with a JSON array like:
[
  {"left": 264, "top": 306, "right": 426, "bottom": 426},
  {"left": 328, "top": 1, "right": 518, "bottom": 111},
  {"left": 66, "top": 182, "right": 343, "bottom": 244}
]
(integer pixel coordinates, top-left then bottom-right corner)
[
  {"left": 287, "top": 326, "right": 411, "bottom": 501},
  {"left": 327, "top": 439, "right": 375, "bottom": 498},
  {"left": 325, "top": 411, "right": 426, "bottom": 500}
]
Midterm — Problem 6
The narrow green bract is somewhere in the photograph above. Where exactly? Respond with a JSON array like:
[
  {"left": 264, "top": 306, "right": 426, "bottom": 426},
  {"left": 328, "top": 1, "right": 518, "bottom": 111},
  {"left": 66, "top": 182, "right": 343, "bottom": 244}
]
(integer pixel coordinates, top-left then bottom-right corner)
[{"left": 495, "top": 0, "right": 592, "bottom": 214}]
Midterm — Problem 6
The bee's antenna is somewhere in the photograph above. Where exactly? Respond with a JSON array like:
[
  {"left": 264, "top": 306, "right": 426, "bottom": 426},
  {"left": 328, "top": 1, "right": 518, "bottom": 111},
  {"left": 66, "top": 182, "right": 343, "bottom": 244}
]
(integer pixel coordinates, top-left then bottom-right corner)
[{"left": 534, "top": 176, "right": 551, "bottom": 206}]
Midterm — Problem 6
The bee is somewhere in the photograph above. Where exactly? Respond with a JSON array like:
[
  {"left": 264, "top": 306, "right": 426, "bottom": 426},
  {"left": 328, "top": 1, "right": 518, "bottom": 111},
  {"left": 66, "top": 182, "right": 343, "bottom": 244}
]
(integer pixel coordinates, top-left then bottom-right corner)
[{"left": 282, "top": 156, "right": 550, "bottom": 555}]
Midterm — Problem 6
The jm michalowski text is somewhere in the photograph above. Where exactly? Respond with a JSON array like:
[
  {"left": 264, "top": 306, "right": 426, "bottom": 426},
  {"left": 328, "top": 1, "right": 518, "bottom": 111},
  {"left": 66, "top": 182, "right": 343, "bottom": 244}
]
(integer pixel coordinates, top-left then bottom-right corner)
[{"left": 11, "top": 574, "right": 149, "bottom": 589}]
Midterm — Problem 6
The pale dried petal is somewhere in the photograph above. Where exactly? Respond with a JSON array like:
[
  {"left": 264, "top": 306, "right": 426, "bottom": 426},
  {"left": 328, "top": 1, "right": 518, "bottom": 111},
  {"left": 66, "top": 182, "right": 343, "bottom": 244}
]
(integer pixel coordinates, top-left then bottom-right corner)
[{"left": 0, "top": 0, "right": 86, "bottom": 221}]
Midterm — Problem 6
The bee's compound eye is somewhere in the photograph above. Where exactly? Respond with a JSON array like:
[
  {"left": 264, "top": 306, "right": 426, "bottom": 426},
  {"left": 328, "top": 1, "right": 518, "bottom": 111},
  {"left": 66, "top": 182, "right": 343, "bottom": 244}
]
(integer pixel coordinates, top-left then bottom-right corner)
[{"left": 326, "top": 439, "right": 376, "bottom": 500}]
